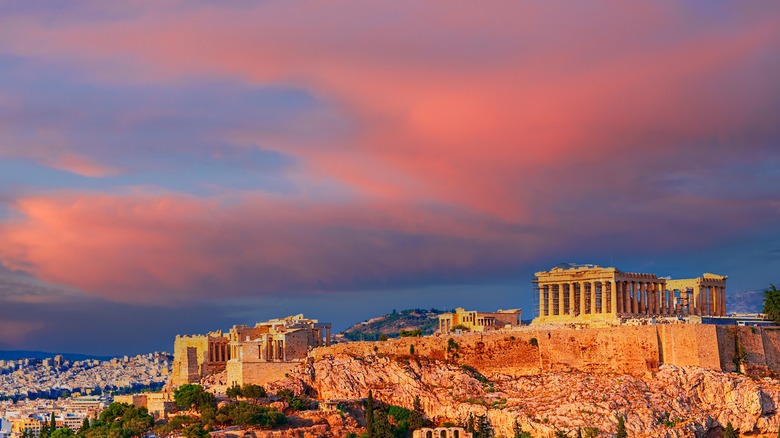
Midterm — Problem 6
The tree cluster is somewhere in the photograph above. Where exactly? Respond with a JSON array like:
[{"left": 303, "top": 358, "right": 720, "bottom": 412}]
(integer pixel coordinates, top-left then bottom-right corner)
[
  {"left": 763, "top": 284, "right": 780, "bottom": 324},
  {"left": 364, "top": 392, "right": 425, "bottom": 438},
  {"left": 276, "top": 388, "right": 309, "bottom": 411},
  {"left": 215, "top": 402, "right": 286, "bottom": 427},
  {"left": 78, "top": 402, "right": 154, "bottom": 438},
  {"left": 464, "top": 413, "right": 491, "bottom": 438},
  {"left": 226, "top": 384, "right": 267, "bottom": 400},
  {"left": 399, "top": 329, "right": 422, "bottom": 338}
]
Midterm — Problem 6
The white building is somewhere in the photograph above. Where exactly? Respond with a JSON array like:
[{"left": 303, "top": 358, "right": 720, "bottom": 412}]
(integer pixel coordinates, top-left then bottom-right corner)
[{"left": 0, "top": 418, "right": 12, "bottom": 438}]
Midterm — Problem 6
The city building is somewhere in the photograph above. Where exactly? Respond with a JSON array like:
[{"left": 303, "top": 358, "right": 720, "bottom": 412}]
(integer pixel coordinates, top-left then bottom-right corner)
[
  {"left": 0, "top": 418, "right": 11, "bottom": 438},
  {"left": 533, "top": 264, "right": 727, "bottom": 324}
]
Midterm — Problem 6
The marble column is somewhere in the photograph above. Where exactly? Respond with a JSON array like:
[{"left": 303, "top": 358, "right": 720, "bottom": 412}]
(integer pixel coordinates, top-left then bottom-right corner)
[
  {"left": 610, "top": 281, "right": 618, "bottom": 315},
  {"left": 578, "top": 281, "right": 585, "bottom": 315},
  {"left": 623, "top": 281, "right": 630, "bottom": 314},
  {"left": 568, "top": 283, "right": 575, "bottom": 315},
  {"left": 570, "top": 282, "right": 577, "bottom": 315},
  {"left": 636, "top": 282, "right": 643, "bottom": 314},
  {"left": 709, "top": 286, "right": 715, "bottom": 316},
  {"left": 648, "top": 283, "right": 655, "bottom": 314},
  {"left": 538, "top": 284, "right": 545, "bottom": 318},
  {"left": 557, "top": 283, "right": 565, "bottom": 315},
  {"left": 696, "top": 286, "right": 703, "bottom": 315},
  {"left": 588, "top": 282, "right": 596, "bottom": 315},
  {"left": 662, "top": 287, "right": 668, "bottom": 315}
]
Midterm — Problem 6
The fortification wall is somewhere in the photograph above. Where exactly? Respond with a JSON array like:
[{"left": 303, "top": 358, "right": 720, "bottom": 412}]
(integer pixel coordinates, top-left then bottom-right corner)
[
  {"left": 310, "top": 324, "right": 780, "bottom": 378},
  {"left": 657, "top": 324, "right": 720, "bottom": 370},
  {"left": 226, "top": 361, "right": 298, "bottom": 387},
  {"left": 761, "top": 328, "right": 780, "bottom": 373}
]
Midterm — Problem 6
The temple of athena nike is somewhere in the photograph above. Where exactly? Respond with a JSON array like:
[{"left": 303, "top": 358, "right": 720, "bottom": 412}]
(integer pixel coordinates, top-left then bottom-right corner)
[{"left": 532, "top": 264, "right": 727, "bottom": 324}]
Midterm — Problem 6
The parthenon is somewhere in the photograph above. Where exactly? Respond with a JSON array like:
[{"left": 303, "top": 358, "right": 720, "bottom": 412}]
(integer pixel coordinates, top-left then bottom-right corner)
[{"left": 533, "top": 264, "right": 727, "bottom": 324}]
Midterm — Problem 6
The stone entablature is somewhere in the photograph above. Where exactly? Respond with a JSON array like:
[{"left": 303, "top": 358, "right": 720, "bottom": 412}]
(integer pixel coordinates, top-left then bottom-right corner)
[
  {"left": 438, "top": 308, "right": 522, "bottom": 333},
  {"left": 413, "top": 427, "right": 472, "bottom": 438},
  {"left": 533, "top": 264, "right": 727, "bottom": 324}
]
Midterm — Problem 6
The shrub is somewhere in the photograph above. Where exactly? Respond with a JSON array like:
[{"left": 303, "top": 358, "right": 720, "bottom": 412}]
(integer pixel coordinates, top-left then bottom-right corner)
[
  {"left": 400, "top": 329, "right": 422, "bottom": 337},
  {"left": 216, "top": 402, "right": 285, "bottom": 427},
  {"left": 277, "top": 389, "right": 308, "bottom": 411},
  {"left": 529, "top": 338, "right": 538, "bottom": 347}
]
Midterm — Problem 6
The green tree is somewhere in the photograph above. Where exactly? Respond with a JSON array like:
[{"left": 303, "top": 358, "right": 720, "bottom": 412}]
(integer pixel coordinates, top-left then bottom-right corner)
[
  {"left": 465, "top": 413, "right": 475, "bottom": 437},
  {"left": 615, "top": 414, "right": 627, "bottom": 438},
  {"left": 764, "top": 284, "right": 780, "bottom": 324},
  {"left": 182, "top": 423, "right": 210, "bottom": 438},
  {"left": 174, "top": 384, "right": 217, "bottom": 413},
  {"left": 79, "top": 417, "right": 90, "bottom": 433},
  {"left": 724, "top": 422, "right": 737, "bottom": 438},
  {"left": 409, "top": 396, "right": 424, "bottom": 430},
  {"left": 365, "top": 391, "right": 374, "bottom": 438},
  {"left": 40, "top": 420, "right": 49, "bottom": 438},
  {"left": 371, "top": 409, "right": 394, "bottom": 438},
  {"left": 86, "top": 402, "right": 153, "bottom": 438},
  {"left": 50, "top": 428, "right": 74, "bottom": 438},
  {"left": 512, "top": 419, "right": 531, "bottom": 438},
  {"left": 473, "top": 414, "right": 492, "bottom": 438},
  {"left": 215, "top": 402, "right": 285, "bottom": 427},
  {"left": 242, "top": 384, "right": 266, "bottom": 399},
  {"left": 50, "top": 412, "right": 57, "bottom": 431},
  {"left": 276, "top": 389, "right": 307, "bottom": 411},
  {"left": 409, "top": 344, "right": 415, "bottom": 355},
  {"left": 583, "top": 427, "right": 598, "bottom": 438},
  {"left": 553, "top": 429, "right": 568, "bottom": 438},
  {"left": 226, "top": 385, "right": 242, "bottom": 398}
]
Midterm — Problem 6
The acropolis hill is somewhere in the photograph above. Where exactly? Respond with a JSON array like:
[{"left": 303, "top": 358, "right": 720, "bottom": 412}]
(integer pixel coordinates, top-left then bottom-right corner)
[{"left": 168, "top": 265, "right": 780, "bottom": 437}]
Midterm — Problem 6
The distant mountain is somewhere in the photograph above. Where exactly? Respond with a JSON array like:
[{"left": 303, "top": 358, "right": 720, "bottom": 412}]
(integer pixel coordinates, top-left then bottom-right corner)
[
  {"left": 0, "top": 350, "right": 113, "bottom": 361},
  {"left": 341, "top": 308, "right": 446, "bottom": 341},
  {"left": 727, "top": 289, "right": 766, "bottom": 314}
]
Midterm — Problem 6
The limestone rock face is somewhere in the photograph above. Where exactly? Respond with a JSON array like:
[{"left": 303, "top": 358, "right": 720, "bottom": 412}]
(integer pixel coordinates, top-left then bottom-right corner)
[{"left": 281, "top": 353, "right": 780, "bottom": 437}]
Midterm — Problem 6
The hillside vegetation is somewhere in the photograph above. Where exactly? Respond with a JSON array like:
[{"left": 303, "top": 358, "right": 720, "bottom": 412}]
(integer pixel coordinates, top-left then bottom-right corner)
[{"left": 341, "top": 308, "right": 446, "bottom": 341}]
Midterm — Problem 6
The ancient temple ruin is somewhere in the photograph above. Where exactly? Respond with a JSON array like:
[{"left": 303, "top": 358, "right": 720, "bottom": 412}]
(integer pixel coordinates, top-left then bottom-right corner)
[
  {"left": 438, "top": 307, "right": 522, "bottom": 333},
  {"left": 532, "top": 264, "right": 727, "bottom": 324},
  {"left": 171, "top": 314, "right": 331, "bottom": 387}
]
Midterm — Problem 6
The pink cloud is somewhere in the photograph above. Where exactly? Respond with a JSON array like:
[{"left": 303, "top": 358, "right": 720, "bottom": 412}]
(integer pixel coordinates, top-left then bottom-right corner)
[
  {"left": 0, "top": 187, "right": 776, "bottom": 305},
  {"left": 0, "top": 2, "right": 778, "bottom": 304},
  {"left": 0, "top": 320, "right": 44, "bottom": 346}
]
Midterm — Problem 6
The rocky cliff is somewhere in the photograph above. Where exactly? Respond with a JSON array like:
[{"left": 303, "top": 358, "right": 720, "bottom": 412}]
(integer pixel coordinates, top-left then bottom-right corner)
[{"left": 273, "top": 351, "right": 780, "bottom": 437}]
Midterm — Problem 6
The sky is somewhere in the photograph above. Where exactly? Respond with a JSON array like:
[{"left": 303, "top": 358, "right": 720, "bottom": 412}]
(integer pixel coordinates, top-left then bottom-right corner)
[{"left": 0, "top": 1, "right": 779, "bottom": 356}]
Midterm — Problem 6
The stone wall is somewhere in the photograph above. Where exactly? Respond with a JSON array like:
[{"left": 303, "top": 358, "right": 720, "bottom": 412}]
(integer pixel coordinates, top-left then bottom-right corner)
[
  {"left": 285, "top": 329, "right": 311, "bottom": 360},
  {"left": 226, "top": 361, "right": 298, "bottom": 387},
  {"left": 171, "top": 336, "right": 209, "bottom": 386},
  {"left": 309, "top": 324, "right": 780, "bottom": 377},
  {"left": 657, "top": 324, "right": 721, "bottom": 370},
  {"left": 714, "top": 326, "right": 780, "bottom": 375}
]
